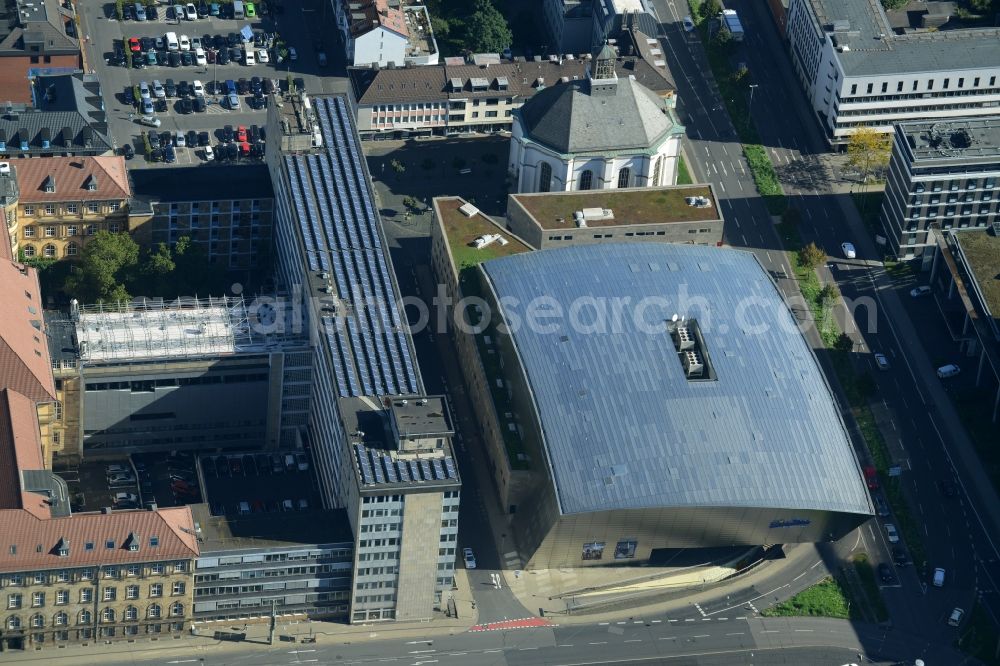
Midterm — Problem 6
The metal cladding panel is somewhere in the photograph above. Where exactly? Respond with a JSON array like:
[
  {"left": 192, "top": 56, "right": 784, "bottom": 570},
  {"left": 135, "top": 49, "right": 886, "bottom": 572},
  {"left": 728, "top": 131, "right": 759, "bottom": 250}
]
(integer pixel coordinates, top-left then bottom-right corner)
[{"left": 481, "top": 243, "right": 873, "bottom": 518}]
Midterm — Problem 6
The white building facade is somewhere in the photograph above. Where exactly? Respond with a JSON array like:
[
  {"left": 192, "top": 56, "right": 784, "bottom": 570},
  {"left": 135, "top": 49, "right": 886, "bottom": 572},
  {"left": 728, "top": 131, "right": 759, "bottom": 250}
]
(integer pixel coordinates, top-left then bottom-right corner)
[
  {"left": 508, "top": 45, "right": 684, "bottom": 194},
  {"left": 787, "top": 0, "right": 1000, "bottom": 147}
]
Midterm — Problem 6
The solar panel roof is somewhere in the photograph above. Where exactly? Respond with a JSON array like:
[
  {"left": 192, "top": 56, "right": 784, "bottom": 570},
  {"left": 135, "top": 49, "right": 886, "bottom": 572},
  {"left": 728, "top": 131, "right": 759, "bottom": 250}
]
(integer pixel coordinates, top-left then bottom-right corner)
[{"left": 480, "top": 243, "right": 873, "bottom": 517}]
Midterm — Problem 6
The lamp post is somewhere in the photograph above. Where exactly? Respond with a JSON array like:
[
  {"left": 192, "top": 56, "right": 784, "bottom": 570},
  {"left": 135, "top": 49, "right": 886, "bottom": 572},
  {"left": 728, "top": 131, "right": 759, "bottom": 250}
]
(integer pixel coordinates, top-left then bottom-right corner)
[{"left": 748, "top": 83, "right": 759, "bottom": 116}]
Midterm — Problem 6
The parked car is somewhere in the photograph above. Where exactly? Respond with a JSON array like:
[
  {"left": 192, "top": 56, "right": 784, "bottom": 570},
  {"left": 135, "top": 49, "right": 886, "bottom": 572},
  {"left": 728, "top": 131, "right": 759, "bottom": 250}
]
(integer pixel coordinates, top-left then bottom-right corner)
[
  {"left": 933, "top": 567, "right": 946, "bottom": 587},
  {"left": 463, "top": 547, "right": 476, "bottom": 569},
  {"left": 892, "top": 546, "right": 910, "bottom": 567},
  {"left": 884, "top": 523, "right": 899, "bottom": 543},
  {"left": 683, "top": 15, "right": 695, "bottom": 31},
  {"left": 112, "top": 492, "right": 139, "bottom": 504},
  {"left": 197, "top": 130, "right": 210, "bottom": 146},
  {"left": 128, "top": 36, "right": 141, "bottom": 52},
  {"left": 936, "top": 363, "right": 961, "bottom": 378},
  {"left": 910, "top": 285, "right": 931, "bottom": 298},
  {"left": 141, "top": 98, "right": 155, "bottom": 115},
  {"left": 138, "top": 115, "right": 161, "bottom": 128},
  {"left": 841, "top": 241, "right": 856, "bottom": 259},
  {"left": 108, "top": 473, "right": 136, "bottom": 486},
  {"left": 226, "top": 92, "right": 240, "bottom": 109},
  {"left": 203, "top": 145, "right": 214, "bottom": 161},
  {"left": 949, "top": 608, "right": 965, "bottom": 627},
  {"left": 107, "top": 463, "right": 130, "bottom": 474},
  {"left": 122, "top": 143, "right": 135, "bottom": 159},
  {"left": 165, "top": 78, "right": 177, "bottom": 96},
  {"left": 872, "top": 493, "right": 889, "bottom": 517},
  {"left": 184, "top": 3, "right": 198, "bottom": 20},
  {"left": 178, "top": 97, "right": 193, "bottom": 114},
  {"left": 873, "top": 352, "right": 890, "bottom": 370},
  {"left": 152, "top": 80, "right": 165, "bottom": 98}
]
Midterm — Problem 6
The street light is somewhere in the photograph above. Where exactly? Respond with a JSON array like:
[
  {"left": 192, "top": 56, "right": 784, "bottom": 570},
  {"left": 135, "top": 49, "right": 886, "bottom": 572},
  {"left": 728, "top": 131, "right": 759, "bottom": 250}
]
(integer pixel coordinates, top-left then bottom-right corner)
[{"left": 748, "top": 84, "right": 759, "bottom": 116}]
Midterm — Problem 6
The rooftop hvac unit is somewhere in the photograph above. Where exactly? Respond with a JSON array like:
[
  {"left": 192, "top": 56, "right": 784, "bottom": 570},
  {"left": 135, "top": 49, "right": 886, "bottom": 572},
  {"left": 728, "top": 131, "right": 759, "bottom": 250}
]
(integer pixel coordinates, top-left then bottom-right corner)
[
  {"left": 682, "top": 350, "right": 704, "bottom": 377},
  {"left": 672, "top": 325, "right": 695, "bottom": 351}
]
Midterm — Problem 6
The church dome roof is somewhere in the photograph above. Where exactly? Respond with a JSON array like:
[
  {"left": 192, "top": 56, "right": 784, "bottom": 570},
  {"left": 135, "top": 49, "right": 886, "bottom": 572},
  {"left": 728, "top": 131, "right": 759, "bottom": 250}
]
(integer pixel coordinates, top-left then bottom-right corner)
[{"left": 518, "top": 77, "right": 674, "bottom": 154}]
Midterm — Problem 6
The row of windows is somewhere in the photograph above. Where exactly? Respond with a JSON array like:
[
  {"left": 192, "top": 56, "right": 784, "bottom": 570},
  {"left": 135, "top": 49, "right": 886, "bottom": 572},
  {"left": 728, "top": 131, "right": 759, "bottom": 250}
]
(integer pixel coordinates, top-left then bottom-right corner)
[
  {"left": 4, "top": 603, "right": 184, "bottom": 629},
  {"left": 23, "top": 222, "right": 120, "bottom": 238},
  {"left": 84, "top": 374, "right": 268, "bottom": 392},
  {"left": 1, "top": 562, "right": 183, "bottom": 587},
  {"left": 356, "top": 566, "right": 399, "bottom": 577},
  {"left": 21, "top": 202, "right": 121, "bottom": 217},
  {"left": 17, "top": 623, "right": 184, "bottom": 644},
  {"left": 167, "top": 200, "right": 266, "bottom": 211},
  {"left": 6, "top": 582, "right": 180, "bottom": 609},
  {"left": 21, "top": 242, "right": 76, "bottom": 258},
  {"left": 849, "top": 75, "right": 998, "bottom": 97}
]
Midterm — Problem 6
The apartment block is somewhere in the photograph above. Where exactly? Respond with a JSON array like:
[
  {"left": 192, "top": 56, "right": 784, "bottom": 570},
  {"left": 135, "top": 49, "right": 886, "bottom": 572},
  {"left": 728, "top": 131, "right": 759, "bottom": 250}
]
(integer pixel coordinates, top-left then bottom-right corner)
[
  {"left": 542, "top": 0, "right": 594, "bottom": 55},
  {"left": 128, "top": 166, "right": 275, "bottom": 270},
  {"left": 335, "top": 0, "right": 438, "bottom": 68},
  {"left": 786, "top": 0, "right": 1000, "bottom": 146},
  {"left": 0, "top": 0, "right": 80, "bottom": 105},
  {"left": 7, "top": 156, "right": 131, "bottom": 261},
  {"left": 348, "top": 28, "right": 675, "bottom": 139},
  {"left": 880, "top": 117, "right": 1000, "bottom": 264}
]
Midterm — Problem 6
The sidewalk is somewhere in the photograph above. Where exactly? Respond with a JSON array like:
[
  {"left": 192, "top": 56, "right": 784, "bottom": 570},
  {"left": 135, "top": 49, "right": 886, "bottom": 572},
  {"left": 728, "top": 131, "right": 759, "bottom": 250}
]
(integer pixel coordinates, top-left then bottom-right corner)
[{"left": 831, "top": 184, "right": 1000, "bottom": 542}]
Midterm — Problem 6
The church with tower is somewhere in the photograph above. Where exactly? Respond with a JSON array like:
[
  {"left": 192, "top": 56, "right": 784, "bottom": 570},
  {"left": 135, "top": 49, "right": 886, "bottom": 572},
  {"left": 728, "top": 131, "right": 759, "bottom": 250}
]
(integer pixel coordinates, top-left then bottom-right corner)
[{"left": 507, "top": 42, "right": 686, "bottom": 194}]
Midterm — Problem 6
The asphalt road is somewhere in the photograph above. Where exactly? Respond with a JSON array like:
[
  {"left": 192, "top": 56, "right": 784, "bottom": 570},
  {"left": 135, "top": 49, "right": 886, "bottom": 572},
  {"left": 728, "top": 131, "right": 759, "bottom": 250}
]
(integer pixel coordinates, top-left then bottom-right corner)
[{"left": 648, "top": 0, "right": 1000, "bottom": 643}]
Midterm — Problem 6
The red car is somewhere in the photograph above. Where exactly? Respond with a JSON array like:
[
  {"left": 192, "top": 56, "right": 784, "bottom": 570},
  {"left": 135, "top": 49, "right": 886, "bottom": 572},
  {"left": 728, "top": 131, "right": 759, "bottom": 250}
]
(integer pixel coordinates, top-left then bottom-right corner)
[
  {"left": 127, "top": 37, "right": 141, "bottom": 52},
  {"left": 236, "top": 125, "right": 248, "bottom": 142}
]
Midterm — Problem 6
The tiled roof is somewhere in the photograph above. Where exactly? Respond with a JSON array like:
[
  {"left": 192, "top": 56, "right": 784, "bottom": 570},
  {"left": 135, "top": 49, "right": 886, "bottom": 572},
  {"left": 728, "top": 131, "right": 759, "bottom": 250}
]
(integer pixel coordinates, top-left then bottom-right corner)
[
  {"left": 16, "top": 155, "right": 130, "bottom": 203},
  {"left": 349, "top": 0, "right": 408, "bottom": 39},
  {"left": 0, "top": 506, "right": 199, "bottom": 573},
  {"left": 349, "top": 50, "right": 674, "bottom": 107},
  {"left": 0, "top": 0, "right": 79, "bottom": 56},
  {"left": 0, "top": 389, "right": 43, "bottom": 510},
  {"left": 0, "top": 260, "right": 55, "bottom": 403},
  {"left": 0, "top": 109, "right": 113, "bottom": 156}
]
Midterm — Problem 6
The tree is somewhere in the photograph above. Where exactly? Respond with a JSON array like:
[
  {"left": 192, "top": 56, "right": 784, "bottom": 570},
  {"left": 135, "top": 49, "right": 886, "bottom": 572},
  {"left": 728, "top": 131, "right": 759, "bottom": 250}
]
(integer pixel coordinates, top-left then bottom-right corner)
[
  {"left": 700, "top": 0, "right": 721, "bottom": 19},
  {"left": 834, "top": 332, "right": 854, "bottom": 353},
  {"left": 140, "top": 242, "right": 176, "bottom": 295},
  {"left": 464, "top": 0, "right": 512, "bottom": 54},
  {"left": 819, "top": 283, "right": 839, "bottom": 306},
  {"left": 798, "top": 242, "right": 826, "bottom": 270},
  {"left": 64, "top": 230, "right": 139, "bottom": 303},
  {"left": 846, "top": 127, "right": 892, "bottom": 184}
]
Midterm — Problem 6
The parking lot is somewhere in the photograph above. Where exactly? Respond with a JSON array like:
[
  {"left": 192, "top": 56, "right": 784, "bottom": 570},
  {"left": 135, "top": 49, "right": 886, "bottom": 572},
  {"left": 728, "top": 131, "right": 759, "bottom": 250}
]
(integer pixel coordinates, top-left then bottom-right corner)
[
  {"left": 57, "top": 451, "right": 203, "bottom": 513},
  {"left": 78, "top": 0, "right": 349, "bottom": 168},
  {"left": 200, "top": 450, "right": 321, "bottom": 517}
]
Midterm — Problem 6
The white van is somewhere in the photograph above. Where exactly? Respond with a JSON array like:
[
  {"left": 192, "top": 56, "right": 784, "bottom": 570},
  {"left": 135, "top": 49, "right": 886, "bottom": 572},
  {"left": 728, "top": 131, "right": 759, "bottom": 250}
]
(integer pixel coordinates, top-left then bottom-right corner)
[
  {"left": 933, "top": 567, "right": 946, "bottom": 587},
  {"left": 232, "top": 0, "right": 244, "bottom": 18},
  {"left": 243, "top": 43, "right": 256, "bottom": 65},
  {"left": 165, "top": 31, "right": 179, "bottom": 52}
]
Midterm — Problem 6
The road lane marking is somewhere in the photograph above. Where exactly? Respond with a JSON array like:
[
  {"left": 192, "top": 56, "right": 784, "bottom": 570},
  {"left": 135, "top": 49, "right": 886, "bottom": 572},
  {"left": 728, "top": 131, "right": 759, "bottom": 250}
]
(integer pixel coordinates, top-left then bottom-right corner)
[
  {"left": 588, "top": 641, "right": 608, "bottom": 645},
  {"left": 726, "top": 632, "right": 745, "bottom": 636},
  {"left": 693, "top": 634, "right": 711, "bottom": 638}
]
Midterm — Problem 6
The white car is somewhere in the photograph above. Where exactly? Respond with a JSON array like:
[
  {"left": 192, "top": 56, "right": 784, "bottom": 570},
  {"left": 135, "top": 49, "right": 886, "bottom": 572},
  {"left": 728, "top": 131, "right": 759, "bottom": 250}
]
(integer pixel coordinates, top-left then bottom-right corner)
[
  {"left": 203, "top": 145, "right": 214, "bottom": 161},
  {"left": 256, "top": 48, "right": 269, "bottom": 63},
  {"left": 112, "top": 492, "right": 138, "bottom": 504},
  {"left": 138, "top": 115, "right": 161, "bottom": 128},
  {"left": 910, "top": 285, "right": 931, "bottom": 298},
  {"left": 192, "top": 79, "right": 204, "bottom": 96},
  {"left": 175, "top": 131, "right": 186, "bottom": 147},
  {"left": 194, "top": 47, "right": 206, "bottom": 65},
  {"left": 184, "top": 2, "right": 197, "bottom": 19},
  {"left": 841, "top": 242, "right": 857, "bottom": 259},
  {"left": 462, "top": 547, "right": 477, "bottom": 569},
  {"left": 936, "top": 364, "right": 961, "bottom": 378},
  {"left": 138, "top": 80, "right": 151, "bottom": 100},
  {"left": 152, "top": 80, "right": 165, "bottom": 98},
  {"left": 683, "top": 15, "right": 695, "bottom": 31},
  {"left": 874, "top": 353, "right": 889, "bottom": 370},
  {"left": 179, "top": 34, "right": 190, "bottom": 51},
  {"left": 190, "top": 37, "right": 202, "bottom": 50},
  {"left": 884, "top": 523, "right": 899, "bottom": 544}
]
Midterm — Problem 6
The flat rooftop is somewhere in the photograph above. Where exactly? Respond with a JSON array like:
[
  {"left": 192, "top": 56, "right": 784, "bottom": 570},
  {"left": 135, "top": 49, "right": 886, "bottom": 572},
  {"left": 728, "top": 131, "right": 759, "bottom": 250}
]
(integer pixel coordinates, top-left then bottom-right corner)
[
  {"left": 389, "top": 396, "right": 453, "bottom": 437},
  {"left": 189, "top": 503, "right": 353, "bottom": 552},
  {"left": 403, "top": 5, "right": 435, "bottom": 58},
  {"left": 339, "top": 396, "right": 461, "bottom": 490},
  {"left": 434, "top": 197, "right": 530, "bottom": 272},
  {"left": 72, "top": 296, "right": 292, "bottom": 362},
  {"left": 899, "top": 117, "right": 1000, "bottom": 164},
  {"left": 510, "top": 185, "right": 720, "bottom": 230},
  {"left": 953, "top": 229, "right": 1000, "bottom": 330}
]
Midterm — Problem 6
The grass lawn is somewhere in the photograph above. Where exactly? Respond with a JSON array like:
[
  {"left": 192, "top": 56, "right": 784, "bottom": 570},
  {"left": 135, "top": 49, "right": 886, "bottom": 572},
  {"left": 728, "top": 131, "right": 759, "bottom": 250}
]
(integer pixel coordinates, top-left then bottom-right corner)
[
  {"left": 514, "top": 185, "right": 717, "bottom": 230},
  {"left": 762, "top": 577, "right": 854, "bottom": 619},
  {"left": 436, "top": 197, "right": 530, "bottom": 271},
  {"left": 958, "top": 603, "right": 1000, "bottom": 666},
  {"left": 677, "top": 154, "right": 693, "bottom": 185}
]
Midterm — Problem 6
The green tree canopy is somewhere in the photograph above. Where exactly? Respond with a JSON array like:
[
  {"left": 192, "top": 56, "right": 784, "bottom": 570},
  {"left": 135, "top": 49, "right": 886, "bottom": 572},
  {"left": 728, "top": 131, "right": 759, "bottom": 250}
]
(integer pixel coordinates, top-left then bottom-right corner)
[
  {"left": 64, "top": 230, "right": 139, "bottom": 303},
  {"left": 465, "top": 0, "right": 512, "bottom": 54},
  {"left": 798, "top": 242, "right": 827, "bottom": 270}
]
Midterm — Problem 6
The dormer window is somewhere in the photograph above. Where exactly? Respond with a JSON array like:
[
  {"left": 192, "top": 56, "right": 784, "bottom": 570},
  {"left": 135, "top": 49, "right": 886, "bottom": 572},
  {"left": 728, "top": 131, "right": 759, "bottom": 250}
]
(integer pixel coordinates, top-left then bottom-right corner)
[
  {"left": 84, "top": 175, "right": 97, "bottom": 191},
  {"left": 43, "top": 175, "right": 55, "bottom": 193}
]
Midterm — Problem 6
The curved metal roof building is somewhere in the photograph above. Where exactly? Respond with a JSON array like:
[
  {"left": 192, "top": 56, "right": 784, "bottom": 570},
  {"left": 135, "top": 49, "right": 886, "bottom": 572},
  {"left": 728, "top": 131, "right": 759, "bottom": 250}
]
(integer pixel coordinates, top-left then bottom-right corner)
[{"left": 477, "top": 243, "right": 873, "bottom": 567}]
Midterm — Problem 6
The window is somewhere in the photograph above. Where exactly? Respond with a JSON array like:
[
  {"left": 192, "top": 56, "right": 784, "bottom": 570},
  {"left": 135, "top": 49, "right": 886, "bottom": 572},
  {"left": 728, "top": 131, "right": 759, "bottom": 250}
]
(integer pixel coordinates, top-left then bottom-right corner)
[
  {"left": 31, "top": 592, "right": 44, "bottom": 607},
  {"left": 127, "top": 565, "right": 139, "bottom": 577},
  {"left": 8, "top": 594, "right": 22, "bottom": 609},
  {"left": 866, "top": 83, "right": 873, "bottom": 94},
  {"left": 80, "top": 589, "right": 92, "bottom": 603},
  {"left": 44, "top": 205, "right": 54, "bottom": 216},
  {"left": 169, "top": 602, "right": 184, "bottom": 617},
  {"left": 149, "top": 536, "right": 159, "bottom": 548},
  {"left": 126, "top": 585, "right": 139, "bottom": 600},
  {"left": 88, "top": 203, "right": 99, "bottom": 214},
  {"left": 44, "top": 226, "right": 55, "bottom": 237},
  {"left": 85, "top": 224, "right": 95, "bottom": 235},
  {"left": 43, "top": 244, "right": 56, "bottom": 258},
  {"left": 150, "top": 584, "right": 162, "bottom": 597},
  {"left": 101, "top": 608, "right": 115, "bottom": 623},
  {"left": 23, "top": 205, "right": 34, "bottom": 216},
  {"left": 617, "top": 167, "right": 631, "bottom": 189},
  {"left": 23, "top": 226, "right": 34, "bottom": 237},
  {"left": 66, "top": 225, "right": 78, "bottom": 236},
  {"left": 66, "top": 242, "right": 78, "bottom": 257},
  {"left": 897, "top": 81, "right": 903, "bottom": 92},
  {"left": 109, "top": 223, "right": 120, "bottom": 233},
  {"left": 66, "top": 204, "right": 78, "bottom": 214},
  {"left": 148, "top": 603, "right": 161, "bottom": 619},
  {"left": 22, "top": 245, "right": 35, "bottom": 258},
  {"left": 31, "top": 614, "right": 44, "bottom": 628},
  {"left": 56, "top": 590, "right": 68, "bottom": 605},
  {"left": 54, "top": 611, "right": 67, "bottom": 626},
  {"left": 172, "top": 581, "right": 185, "bottom": 596},
  {"left": 105, "top": 540, "right": 115, "bottom": 550},
  {"left": 124, "top": 606, "right": 138, "bottom": 621},
  {"left": 174, "top": 561, "right": 186, "bottom": 573},
  {"left": 103, "top": 587, "right": 116, "bottom": 602},
  {"left": 538, "top": 162, "right": 552, "bottom": 193},
  {"left": 109, "top": 202, "right": 120, "bottom": 212},
  {"left": 56, "top": 570, "right": 68, "bottom": 583},
  {"left": 33, "top": 573, "right": 45, "bottom": 584},
  {"left": 81, "top": 568, "right": 93, "bottom": 579},
  {"left": 151, "top": 564, "right": 164, "bottom": 575},
  {"left": 7, "top": 616, "right": 20, "bottom": 630},
  {"left": 578, "top": 169, "right": 593, "bottom": 191},
  {"left": 78, "top": 610, "right": 91, "bottom": 625}
]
